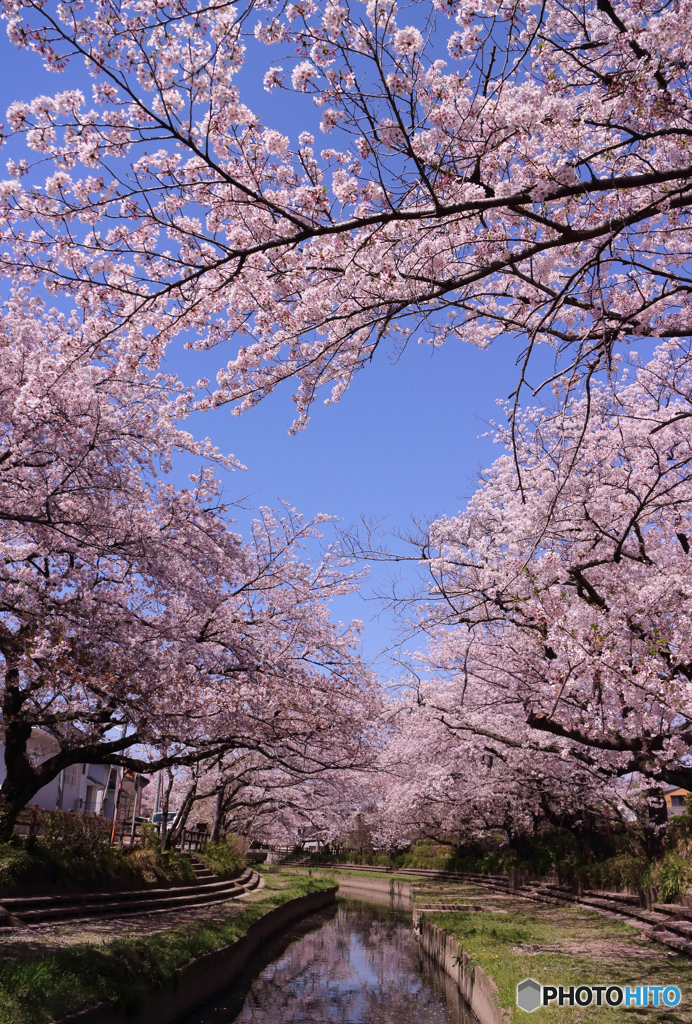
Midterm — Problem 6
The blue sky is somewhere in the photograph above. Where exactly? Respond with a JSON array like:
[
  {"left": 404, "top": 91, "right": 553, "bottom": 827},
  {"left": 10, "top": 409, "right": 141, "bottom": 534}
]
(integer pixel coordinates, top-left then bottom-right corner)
[{"left": 0, "top": 26, "right": 600, "bottom": 674}]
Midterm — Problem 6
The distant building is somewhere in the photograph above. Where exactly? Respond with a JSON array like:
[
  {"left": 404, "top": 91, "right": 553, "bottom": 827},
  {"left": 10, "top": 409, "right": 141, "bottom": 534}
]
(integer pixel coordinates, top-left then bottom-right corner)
[
  {"left": 663, "top": 785, "right": 689, "bottom": 817},
  {"left": 0, "top": 723, "right": 149, "bottom": 821}
]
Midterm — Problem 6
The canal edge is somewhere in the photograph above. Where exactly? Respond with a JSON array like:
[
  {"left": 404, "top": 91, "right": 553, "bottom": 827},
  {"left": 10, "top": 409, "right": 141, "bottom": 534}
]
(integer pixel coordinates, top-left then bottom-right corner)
[
  {"left": 323, "top": 870, "right": 509, "bottom": 1023},
  {"left": 417, "top": 918, "right": 510, "bottom": 1024},
  {"left": 50, "top": 885, "right": 338, "bottom": 1024}
]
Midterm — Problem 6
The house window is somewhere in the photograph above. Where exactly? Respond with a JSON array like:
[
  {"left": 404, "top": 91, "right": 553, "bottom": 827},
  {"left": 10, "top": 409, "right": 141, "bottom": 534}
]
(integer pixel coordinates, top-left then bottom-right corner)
[
  {"left": 672, "top": 795, "right": 686, "bottom": 807},
  {"left": 65, "top": 766, "right": 79, "bottom": 788}
]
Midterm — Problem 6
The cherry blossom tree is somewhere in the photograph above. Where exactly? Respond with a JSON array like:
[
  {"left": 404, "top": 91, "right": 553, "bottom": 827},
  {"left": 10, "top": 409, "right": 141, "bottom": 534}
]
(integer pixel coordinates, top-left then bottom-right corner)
[
  {"left": 211, "top": 762, "right": 369, "bottom": 849},
  {"left": 0, "top": 293, "right": 378, "bottom": 838},
  {"left": 149, "top": 748, "right": 375, "bottom": 850},
  {"left": 0, "top": 0, "right": 690, "bottom": 426},
  {"left": 381, "top": 341, "right": 692, "bottom": 853},
  {"left": 373, "top": 687, "right": 657, "bottom": 858}
]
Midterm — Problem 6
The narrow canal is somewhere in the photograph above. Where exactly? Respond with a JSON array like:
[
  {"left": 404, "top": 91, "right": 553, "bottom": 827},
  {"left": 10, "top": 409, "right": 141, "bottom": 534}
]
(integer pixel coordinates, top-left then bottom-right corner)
[{"left": 181, "top": 900, "right": 477, "bottom": 1024}]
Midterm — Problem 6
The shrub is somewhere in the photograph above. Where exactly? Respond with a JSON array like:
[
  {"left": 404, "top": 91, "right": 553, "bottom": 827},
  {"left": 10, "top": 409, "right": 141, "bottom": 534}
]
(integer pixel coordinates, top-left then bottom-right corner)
[
  {"left": 0, "top": 843, "right": 32, "bottom": 890},
  {"left": 654, "top": 854, "right": 692, "bottom": 903},
  {"left": 589, "top": 853, "right": 652, "bottom": 892},
  {"left": 198, "top": 835, "right": 247, "bottom": 877},
  {"left": 666, "top": 802, "right": 692, "bottom": 845},
  {"left": 123, "top": 848, "right": 195, "bottom": 886},
  {"left": 138, "top": 822, "right": 159, "bottom": 851},
  {"left": 31, "top": 810, "right": 112, "bottom": 858},
  {"left": 0, "top": 811, "right": 195, "bottom": 892}
]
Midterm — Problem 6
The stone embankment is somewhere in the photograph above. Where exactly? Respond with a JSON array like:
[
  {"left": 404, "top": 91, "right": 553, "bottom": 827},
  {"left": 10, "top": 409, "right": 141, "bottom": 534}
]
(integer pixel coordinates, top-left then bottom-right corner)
[
  {"left": 0, "top": 863, "right": 262, "bottom": 930},
  {"left": 335, "top": 873, "right": 413, "bottom": 909}
]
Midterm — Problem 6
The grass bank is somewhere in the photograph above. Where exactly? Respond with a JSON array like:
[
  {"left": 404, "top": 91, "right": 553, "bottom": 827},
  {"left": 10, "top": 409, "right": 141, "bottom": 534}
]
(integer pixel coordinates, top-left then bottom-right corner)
[
  {"left": 0, "top": 870, "right": 334, "bottom": 1024},
  {"left": 426, "top": 891, "right": 692, "bottom": 1022},
  {"left": 0, "top": 839, "right": 195, "bottom": 893},
  {"left": 285, "top": 864, "right": 430, "bottom": 883}
]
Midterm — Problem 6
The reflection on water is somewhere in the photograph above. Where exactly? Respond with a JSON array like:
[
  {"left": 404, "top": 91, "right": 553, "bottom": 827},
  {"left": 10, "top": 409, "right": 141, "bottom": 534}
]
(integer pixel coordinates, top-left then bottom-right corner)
[{"left": 181, "top": 901, "right": 477, "bottom": 1024}]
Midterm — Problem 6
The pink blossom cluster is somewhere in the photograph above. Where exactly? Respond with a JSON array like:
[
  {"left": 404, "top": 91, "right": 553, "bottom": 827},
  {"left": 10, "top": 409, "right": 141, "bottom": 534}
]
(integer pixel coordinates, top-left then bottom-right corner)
[
  {"left": 0, "top": 0, "right": 690, "bottom": 427},
  {"left": 369, "top": 341, "right": 692, "bottom": 849},
  {"left": 0, "top": 294, "right": 380, "bottom": 831}
]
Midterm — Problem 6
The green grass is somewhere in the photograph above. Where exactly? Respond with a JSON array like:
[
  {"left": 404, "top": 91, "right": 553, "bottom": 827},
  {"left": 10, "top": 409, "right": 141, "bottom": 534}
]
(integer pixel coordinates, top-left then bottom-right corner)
[
  {"left": 426, "top": 900, "right": 692, "bottom": 1022},
  {"left": 285, "top": 864, "right": 431, "bottom": 883},
  {"left": 0, "top": 871, "right": 334, "bottom": 1024}
]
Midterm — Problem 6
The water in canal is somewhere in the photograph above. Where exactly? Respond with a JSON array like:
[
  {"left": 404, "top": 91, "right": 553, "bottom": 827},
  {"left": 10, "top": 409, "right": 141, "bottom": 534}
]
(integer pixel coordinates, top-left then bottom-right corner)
[{"left": 181, "top": 900, "right": 476, "bottom": 1024}]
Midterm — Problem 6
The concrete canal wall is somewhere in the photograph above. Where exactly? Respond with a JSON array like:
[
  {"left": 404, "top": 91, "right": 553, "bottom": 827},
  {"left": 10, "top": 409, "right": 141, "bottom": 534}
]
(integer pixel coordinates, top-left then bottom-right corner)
[
  {"left": 417, "top": 918, "right": 509, "bottom": 1024},
  {"left": 334, "top": 872, "right": 507, "bottom": 1023},
  {"left": 55, "top": 886, "right": 338, "bottom": 1024},
  {"left": 336, "top": 874, "right": 413, "bottom": 909}
]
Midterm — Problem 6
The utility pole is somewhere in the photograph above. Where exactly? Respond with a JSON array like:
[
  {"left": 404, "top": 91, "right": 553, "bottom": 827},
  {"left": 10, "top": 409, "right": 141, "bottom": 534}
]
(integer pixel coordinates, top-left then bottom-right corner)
[
  {"left": 110, "top": 767, "right": 124, "bottom": 845},
  {"left": 56, "top": 769, "right": 66, "bottom": 811},
  {"left": 130, "top": 776, "right": 141, "bottom": 846}
]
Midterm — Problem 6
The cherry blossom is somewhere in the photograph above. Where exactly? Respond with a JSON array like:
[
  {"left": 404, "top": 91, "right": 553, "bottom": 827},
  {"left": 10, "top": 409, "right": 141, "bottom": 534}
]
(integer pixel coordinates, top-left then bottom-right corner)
[
  {"left": 372, "top": 693, "right": 635, "bottom": 856},
  {"left": 0, "top": 0, "right": 690, "bottom": 426},
  {"left": 397, "top": 341, "right": 692, "bottom": 824},
  {"left": 0, "top": 293, "right": 378, "bottom": 837}
]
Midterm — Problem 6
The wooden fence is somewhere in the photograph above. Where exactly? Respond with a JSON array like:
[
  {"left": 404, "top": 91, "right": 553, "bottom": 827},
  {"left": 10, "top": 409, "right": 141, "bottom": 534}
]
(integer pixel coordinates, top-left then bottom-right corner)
[
  {"left": 14, "top": 808, "right": 209, "bottom": 853},
  {"left": 118, "top": 823, "right": 209, "bottom": 852}
]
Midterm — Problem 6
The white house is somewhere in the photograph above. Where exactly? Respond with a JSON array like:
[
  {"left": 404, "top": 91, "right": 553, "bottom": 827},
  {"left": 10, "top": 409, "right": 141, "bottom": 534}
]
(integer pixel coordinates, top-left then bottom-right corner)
[{"left": 0, "top": 724, "right": 149, "bottom": 822}]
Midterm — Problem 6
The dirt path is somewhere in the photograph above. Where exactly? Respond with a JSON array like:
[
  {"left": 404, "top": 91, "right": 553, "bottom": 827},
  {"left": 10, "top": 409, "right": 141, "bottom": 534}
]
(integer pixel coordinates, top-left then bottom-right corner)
[{"left": 0, "top": 885, "right": 268, "bottom": 953}]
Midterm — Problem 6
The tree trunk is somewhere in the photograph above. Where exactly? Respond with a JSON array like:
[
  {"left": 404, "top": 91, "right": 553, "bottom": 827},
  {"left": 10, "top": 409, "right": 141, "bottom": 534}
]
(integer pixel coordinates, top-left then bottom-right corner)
[
  {"left": 575, "top": 824, "right": 598, "bottom": 862},
  {"left": 641, "top": 787, "right": 668, "bottom": 859},
  {"left": 210, "top": 785, "right": 226, "bottom": 843},
  {"left": 0, "top": 667, "right": 41, "bottom": 841},
  {"left": 0, "top": 793, "right": 18, "bottom": 843},
  {"left": 167, "top": 781, "right": 197, "bottom": 850},
  {"left": 160, "top": 769, "right": 175, "bottom": 852},
  {"left": 507, "top": 830, "right": 535, "bottom": 862}
]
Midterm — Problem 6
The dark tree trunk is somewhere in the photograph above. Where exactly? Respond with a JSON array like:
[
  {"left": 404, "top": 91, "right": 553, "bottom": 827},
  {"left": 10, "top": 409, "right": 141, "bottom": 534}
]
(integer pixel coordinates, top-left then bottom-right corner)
[
  {"left": 0, "top": 664, "right": 42, "bottom": 841},
  {"left": 507, "top": 831, "right": 535, "bottom": 862},
  {"left": 575, "top": 825, "right": 598, "bottom": 862},
  {"left": 160, "top": 769, "right": 175, "bottom": 852},
  {"left": 168, "top": 781, "right": 198, "bottom": 849},
  {"left": 210, "top": 785, "right": 226, "bottom": 843},
  {"left": 640, "top": 788, "right": 668, "bottom": 859}
]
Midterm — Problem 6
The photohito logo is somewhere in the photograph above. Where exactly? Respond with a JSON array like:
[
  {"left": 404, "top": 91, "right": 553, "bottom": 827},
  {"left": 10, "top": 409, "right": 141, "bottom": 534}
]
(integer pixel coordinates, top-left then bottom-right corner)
[{"left": 516, "top": 979, "right": 682, "bottom": 1012}]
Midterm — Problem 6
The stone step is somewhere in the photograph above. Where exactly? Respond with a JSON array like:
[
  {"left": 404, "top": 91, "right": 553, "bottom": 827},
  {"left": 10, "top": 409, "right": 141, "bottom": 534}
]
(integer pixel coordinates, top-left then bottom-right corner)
[
  {"left": 584, "top": 889, "right": 641, "bottom": 905},
  {"left": 0, "top": 867, "right": 252, "bottom": 913},
  {"left": 0, "top": 869, "right": 259, "bottom": 928},
  {"left": 11, "top": 884, "right": 243, "bottom": 923},
  {"left": 648, "top": 929, "right": 692, "bottom": 956},
  {"left": 652, "top": 918, "right": 692, "bottom": 940}
]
